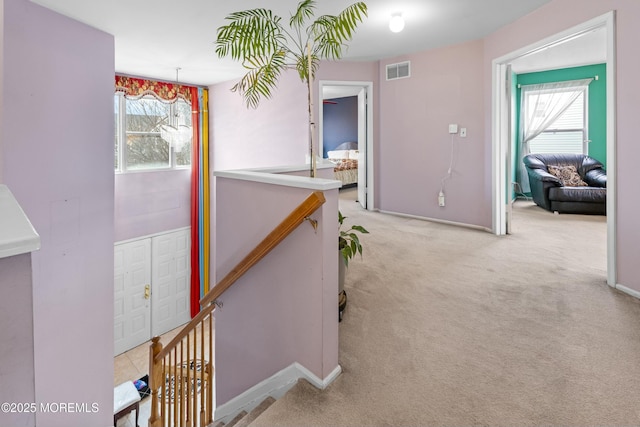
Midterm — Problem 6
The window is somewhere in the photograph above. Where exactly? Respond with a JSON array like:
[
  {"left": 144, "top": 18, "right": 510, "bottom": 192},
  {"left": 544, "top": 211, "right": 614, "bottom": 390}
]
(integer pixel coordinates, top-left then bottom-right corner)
[
  {"left": 523, "top": 87, "right": 588, "bottom": 155},
  {"left": 114, "top": 93, "right": 192, "bottom": 172}
]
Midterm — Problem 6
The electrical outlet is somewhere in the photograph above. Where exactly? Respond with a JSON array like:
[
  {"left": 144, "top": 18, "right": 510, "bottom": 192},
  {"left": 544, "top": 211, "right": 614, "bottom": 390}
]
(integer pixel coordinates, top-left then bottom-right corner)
[{"left": 438, "top": 191, "right": 445, "bottom": 207}]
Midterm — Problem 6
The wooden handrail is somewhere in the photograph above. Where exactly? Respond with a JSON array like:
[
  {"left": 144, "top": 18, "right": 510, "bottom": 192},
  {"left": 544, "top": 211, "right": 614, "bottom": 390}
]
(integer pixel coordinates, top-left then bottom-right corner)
[
  {"left": 199, "top": 190, "right": 326, "bottom": 307},
  {"left": 154, "top": 190, "right": 326, "bottom": 362},
  {"left": 148, "top": 190, "right": 326, "bottom": 427}
]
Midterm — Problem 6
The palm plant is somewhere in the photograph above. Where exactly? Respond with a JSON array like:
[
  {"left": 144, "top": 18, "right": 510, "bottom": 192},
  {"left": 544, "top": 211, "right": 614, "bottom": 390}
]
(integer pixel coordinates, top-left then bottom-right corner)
[{"left": 215, "top": 0, "right": 368, "bottom": 177}]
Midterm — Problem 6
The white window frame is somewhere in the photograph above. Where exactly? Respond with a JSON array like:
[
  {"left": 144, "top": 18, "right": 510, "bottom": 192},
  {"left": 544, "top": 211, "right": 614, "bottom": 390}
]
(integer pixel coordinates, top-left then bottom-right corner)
[
  {"left": 115, "top": 93, "right": 192, "bottom": 173},
  {"left": 525, "top": 86, "right": 589, "bottom": 155}
]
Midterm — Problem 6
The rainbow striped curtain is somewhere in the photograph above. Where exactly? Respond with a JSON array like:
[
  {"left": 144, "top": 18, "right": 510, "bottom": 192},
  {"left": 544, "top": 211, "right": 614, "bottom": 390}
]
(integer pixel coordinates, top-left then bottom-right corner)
[{"left": 191, "top": 88, "right": 210, "bottom": 317}]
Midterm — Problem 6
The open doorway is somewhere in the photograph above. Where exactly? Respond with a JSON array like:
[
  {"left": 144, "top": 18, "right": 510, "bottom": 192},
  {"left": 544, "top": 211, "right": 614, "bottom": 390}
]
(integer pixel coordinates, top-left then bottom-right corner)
[
  {"left": 492, "top": 12, "right": 616, "bottom": 286},
  {"left": 319, "top": 81, "right": 374, "bottom": 210}
]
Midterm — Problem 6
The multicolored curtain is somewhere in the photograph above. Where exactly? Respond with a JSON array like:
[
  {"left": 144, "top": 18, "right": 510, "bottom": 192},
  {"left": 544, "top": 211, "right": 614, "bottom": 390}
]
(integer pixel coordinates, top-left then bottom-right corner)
[
  {"left": 190, "top": 88, "right": 211, "bottom": 317},
  {"left": 115, "top": 75, "right": 192, "bottom": 102},
  {"left": 115, "top": 75, "right": 210, "bottom": 318},
  {"left": 191, "top": 88, "right": 209, "bottom": 317}
]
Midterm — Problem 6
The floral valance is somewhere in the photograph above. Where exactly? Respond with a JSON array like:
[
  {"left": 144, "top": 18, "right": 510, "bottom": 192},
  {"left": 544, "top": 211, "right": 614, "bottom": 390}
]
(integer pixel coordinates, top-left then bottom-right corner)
[{"left": 115, "top": 75, "right": 193, "bottom": 103}]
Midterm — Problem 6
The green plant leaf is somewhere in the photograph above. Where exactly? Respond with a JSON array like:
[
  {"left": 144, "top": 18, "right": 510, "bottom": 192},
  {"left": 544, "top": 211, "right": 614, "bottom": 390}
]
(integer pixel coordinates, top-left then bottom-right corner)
[
  {"left": 290, "top": 0, "right": 316, "bottom": 29},
  {"left": 352, "top": 225, "right": 369, "bottom": 234}
]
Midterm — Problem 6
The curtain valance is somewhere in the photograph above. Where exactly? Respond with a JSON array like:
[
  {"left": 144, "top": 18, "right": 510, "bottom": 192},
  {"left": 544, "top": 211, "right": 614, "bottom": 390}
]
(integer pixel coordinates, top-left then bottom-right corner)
[{"left": 115, "top": 75, "right": 193, "bottom": 103}]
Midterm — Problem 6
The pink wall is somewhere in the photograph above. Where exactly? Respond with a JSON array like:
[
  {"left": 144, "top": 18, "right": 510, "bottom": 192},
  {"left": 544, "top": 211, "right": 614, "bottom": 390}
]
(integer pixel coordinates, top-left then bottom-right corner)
[
  {"left": 377, "top": 41, "right": 487, "bottom": 226},
  {"left": 210, "top": 72, "right": 309, "bottom": 171},
  {"left": 0, "top": 254, "right": 35, "bottom": 427},
  {"left": 114, "top": 170, "right": 190, "bottom": 241},
  {"left": 214, "top": 177, "right": 338, "bottom": 405},
  {"left": 483, "top": 0, "right": 640, "bottom": 292},
  {"left": 209, "top": 61, "right": 378, "bottom": 175},
  {"left": 1, "top": 0, "right": 115, "bottom": 425}
]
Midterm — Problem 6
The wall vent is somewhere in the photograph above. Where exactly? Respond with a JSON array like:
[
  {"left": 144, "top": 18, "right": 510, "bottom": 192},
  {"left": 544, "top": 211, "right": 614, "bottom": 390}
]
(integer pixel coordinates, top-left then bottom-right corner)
[{"left": 386, "top": 61, "right": 410, "bottom": 80}]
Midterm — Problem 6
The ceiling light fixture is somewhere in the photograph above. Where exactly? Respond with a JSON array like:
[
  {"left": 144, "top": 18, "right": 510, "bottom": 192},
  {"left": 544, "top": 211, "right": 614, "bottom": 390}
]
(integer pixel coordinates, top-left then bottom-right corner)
[
  {"left": 161, "top": 68, "right": 192, "bottom": 151},
  {"left": 389, "top": 13, "right": 405, "bottom": 33}
]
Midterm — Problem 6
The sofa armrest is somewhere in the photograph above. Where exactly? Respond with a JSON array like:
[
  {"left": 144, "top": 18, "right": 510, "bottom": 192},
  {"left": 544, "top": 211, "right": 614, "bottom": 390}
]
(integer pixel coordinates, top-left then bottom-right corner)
[
  {"left": 526, "top": 168, "right": 562, "bottom": 211},
  {"left": 528, "top": 168, "right": 562, "bottom": 185},
  {"left": 583, "top": 168, "right": 607, "bottom": 188}
]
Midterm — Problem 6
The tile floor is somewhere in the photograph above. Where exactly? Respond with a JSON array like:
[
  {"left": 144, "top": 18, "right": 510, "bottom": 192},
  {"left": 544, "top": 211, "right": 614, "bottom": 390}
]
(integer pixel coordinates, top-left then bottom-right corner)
[{"left": 113, "top": 324, "right": 213, "bottom": 427}]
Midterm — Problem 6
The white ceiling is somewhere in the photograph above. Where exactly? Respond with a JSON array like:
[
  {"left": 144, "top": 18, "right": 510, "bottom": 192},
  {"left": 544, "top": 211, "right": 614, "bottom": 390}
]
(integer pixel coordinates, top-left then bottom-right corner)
[{"left": 30, "top": 0, "right": 562, "bottom": 86}]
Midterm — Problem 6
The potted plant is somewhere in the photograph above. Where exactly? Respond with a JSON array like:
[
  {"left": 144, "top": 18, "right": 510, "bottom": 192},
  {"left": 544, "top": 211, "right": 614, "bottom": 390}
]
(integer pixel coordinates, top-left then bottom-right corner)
[
  {"left": 338, "top": 210, "right": 368, "bottom": 320},
  {"left": 215, "top": 0, "right": 368, "bottom": 177}
]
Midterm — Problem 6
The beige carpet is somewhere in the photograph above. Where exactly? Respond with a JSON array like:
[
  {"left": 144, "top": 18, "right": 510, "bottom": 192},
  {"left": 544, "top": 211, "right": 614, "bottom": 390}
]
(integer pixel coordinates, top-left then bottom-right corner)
[{"left": 252, "top": 190, "right": 640, "bottom": 426}]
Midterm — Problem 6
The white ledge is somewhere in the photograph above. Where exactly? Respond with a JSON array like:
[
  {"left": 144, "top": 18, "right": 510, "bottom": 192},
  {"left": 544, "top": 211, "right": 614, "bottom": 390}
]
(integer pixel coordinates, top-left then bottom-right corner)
[
  {"left": 215, "top": 163, "right": 342, "bottom": 191},
  {"left": 0, "top": 185, "right": 40, "bottom": 259},
  {"left": 215, "top": 170, "right": 342, "bottom": 191}
]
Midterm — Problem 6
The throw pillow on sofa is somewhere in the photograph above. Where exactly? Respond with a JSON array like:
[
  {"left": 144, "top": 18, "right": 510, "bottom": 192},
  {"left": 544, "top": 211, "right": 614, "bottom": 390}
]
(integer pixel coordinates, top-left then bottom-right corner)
[{"left": 547, "top": 165, "right": 588, "bottom": 187}]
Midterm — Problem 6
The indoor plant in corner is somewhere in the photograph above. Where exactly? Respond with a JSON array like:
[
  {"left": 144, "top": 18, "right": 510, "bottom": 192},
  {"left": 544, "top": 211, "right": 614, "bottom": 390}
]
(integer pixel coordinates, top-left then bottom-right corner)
[
  {"left": 215, "top": 0, "right": 367, "bottom": 177},
  {"left": 338, "top": 210, "right": 369, "bottom": 321}
]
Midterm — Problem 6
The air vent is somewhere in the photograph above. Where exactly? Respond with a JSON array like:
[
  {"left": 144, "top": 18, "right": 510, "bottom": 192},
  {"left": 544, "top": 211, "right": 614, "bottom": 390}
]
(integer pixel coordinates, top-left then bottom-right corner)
[{"left": 386, "top": 61, "right": 410, "bottom": 80}]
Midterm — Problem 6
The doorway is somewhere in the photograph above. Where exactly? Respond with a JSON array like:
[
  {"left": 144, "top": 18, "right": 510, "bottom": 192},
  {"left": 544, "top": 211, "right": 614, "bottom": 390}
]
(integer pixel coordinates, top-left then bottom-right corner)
[
  {"left": 319, "top": 81, "right": 374, "bottom": 210},
  {"left": 492, "top": 11, "right": 616, "bottom": 287}
]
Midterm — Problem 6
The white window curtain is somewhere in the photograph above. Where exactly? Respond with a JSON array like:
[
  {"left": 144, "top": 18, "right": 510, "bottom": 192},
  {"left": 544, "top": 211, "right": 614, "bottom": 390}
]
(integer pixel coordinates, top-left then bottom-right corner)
[{"left": 518, "top": 78, "right": 592, "bottom": 192}]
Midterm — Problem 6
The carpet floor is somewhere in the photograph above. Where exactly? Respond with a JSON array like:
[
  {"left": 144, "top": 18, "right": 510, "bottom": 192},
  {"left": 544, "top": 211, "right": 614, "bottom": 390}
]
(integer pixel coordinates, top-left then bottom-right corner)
[{"left": 252, "top": 190, "right": 640, "bottom": 426}]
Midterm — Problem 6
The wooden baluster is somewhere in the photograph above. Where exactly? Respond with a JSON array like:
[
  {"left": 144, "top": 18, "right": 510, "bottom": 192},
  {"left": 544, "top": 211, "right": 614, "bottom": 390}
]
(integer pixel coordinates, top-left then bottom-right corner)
[
  {"left": 200, "top": 318, "right": 205, "bottom": 427},
  {"left": 186, "top": 333, "right": 192, "bottom": 427},
  {"left": 161, "top": 357, "right": 166, "bottom": 427},
  {"left": 148, "top": 337, "right": 163, "bottom": 427},
  {"left": 178, "top": 341, "right": 185, "bottom": 426},
  {"left": 206, "top": 313, "right": 213, "bottom": 425},
  {"left": 173, "top": 347, "right": 178, "bottom": 427}
]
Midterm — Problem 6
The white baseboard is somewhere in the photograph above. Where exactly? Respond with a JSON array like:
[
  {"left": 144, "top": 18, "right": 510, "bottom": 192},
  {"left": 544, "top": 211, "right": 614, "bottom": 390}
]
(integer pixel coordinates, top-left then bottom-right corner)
[
  {"left": 378, "top": 209, "right": 492, "bottom": 233},
  {"left": 214, "top": 363, "right": 342, "bottom": 424},
  {"left": 615, "top": 283, "right": 640, "bottom": 300}
]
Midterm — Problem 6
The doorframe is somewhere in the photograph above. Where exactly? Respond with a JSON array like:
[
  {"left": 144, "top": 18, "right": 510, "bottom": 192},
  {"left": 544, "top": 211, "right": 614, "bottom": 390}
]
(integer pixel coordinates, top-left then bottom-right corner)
[
  {"left": 319, "top": 80, "right": 375, "bottom": 210},
  {"left": 491, "top": 11, "right": 617, "bottom": 286}
]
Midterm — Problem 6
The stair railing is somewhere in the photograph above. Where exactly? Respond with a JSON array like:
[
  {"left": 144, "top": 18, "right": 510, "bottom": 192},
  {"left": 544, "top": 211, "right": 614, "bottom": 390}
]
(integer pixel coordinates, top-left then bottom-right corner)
[{"left": 148, "top": 191, "right": 326, "bottom": 427}]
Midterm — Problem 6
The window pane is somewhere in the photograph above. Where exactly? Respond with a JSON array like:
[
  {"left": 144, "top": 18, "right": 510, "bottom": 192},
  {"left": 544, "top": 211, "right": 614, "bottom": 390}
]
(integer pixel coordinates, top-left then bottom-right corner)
[
  {"left": 174, "top": 99, "right": 192, "bottom": 167},
  {"left": 175, "top": 141, "right": 192, "bottom": 166},
  {"left": 547, "top": 92, "right": 583, "bottom": 130},
  {"left": 529, "top": 131, "right": 584, "bottom": 154},
  {"left": 126, "top": 134, "right": 170, "bottom": 170},
  {"left": 126, "top": 98, "right": 169, "bottom": 132}
]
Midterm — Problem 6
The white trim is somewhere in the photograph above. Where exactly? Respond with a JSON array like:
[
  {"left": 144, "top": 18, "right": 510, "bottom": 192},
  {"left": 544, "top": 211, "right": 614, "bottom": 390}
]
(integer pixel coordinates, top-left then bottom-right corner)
[
  {"left": 214, "top": 362, "right": 341, "bottom": 424},
  {"left": 605, "top": 12, "right": 617, "bottom": 287},
  {"left": 214, "top": 170, "right": 342, "bottom": 191},
  {"left": 319, "top": 80, "right": 375, "bottom": 210},
  {"left": 246, "top": 162, "right": 335, "bottom": 174},
  {"left": 616, "top": 284, "right": 640, "bottom": 300},
  {"left": 378, "top": 209, "right": 492, "bottom": 233},
  {"left": 491, "top": 11, "right": 617, "bottom": 287},
  {"left": 114, "top": 226, "right": 191, "bottom": 246},
  {"left": 0, "top": 185, "right": 41, "bottom": 258}
]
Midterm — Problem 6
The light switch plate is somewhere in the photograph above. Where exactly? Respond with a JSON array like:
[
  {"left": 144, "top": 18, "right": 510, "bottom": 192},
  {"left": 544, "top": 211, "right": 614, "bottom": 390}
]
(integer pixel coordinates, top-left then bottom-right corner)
[{"left": 460, "top": 128, "right": 467, "bottom": 137}]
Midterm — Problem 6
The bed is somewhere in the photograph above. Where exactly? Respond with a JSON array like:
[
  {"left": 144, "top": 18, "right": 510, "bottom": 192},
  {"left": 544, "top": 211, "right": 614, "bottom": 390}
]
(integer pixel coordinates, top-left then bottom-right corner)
[{"left": 327, "top": 142, "right": 359, "bottom": 187}]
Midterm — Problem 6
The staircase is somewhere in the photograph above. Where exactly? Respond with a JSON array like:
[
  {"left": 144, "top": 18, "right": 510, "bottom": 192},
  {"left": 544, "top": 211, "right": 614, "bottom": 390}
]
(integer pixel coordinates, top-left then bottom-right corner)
[
  {"left": 147, "top": 191, "right": 326, "bottom": 427},
  {"left": 212, "top": 396, "right": 276, "bottom": 427}
]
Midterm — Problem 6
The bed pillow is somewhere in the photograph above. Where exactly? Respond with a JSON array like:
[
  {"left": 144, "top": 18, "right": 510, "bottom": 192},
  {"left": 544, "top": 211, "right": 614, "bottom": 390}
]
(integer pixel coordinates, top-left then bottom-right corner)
[
  {"left": 547, "top": 165, "right": 588, "bottom": 187},
  {"left": 348, "top": 149, "right": 359, "bottom": 159},
  {"left": 327, "top": 149, "right": 350, "bottom": 160}
]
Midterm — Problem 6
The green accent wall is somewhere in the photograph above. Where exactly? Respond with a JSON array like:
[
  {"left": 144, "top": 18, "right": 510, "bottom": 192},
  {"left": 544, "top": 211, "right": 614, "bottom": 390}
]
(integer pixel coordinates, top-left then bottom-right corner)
[{"left": 514, "top": 64, "right": 607, "bottom": 194}]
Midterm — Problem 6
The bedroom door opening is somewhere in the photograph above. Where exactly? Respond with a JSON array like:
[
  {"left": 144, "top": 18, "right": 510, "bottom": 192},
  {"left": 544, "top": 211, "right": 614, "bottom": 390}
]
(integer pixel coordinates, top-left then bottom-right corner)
[
  {"left": 319, "top": 81, "right": 374, "bottom": 210},
  {"left": 492, "top": 11, "right": 616, "bottom": 287}
]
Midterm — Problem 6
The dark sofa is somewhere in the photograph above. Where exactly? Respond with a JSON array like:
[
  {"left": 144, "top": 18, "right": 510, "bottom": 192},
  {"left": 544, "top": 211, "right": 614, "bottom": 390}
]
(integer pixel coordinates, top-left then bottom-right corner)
[{"left": 523, "top": 153, "right": 606, "bottom": 215}]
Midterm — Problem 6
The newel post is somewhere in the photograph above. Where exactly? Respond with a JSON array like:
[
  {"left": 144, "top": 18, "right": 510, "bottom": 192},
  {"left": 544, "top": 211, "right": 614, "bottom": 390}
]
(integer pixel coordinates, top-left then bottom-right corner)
[{"left": 148, "top": 336, "right": 163, "bottom": 427}]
